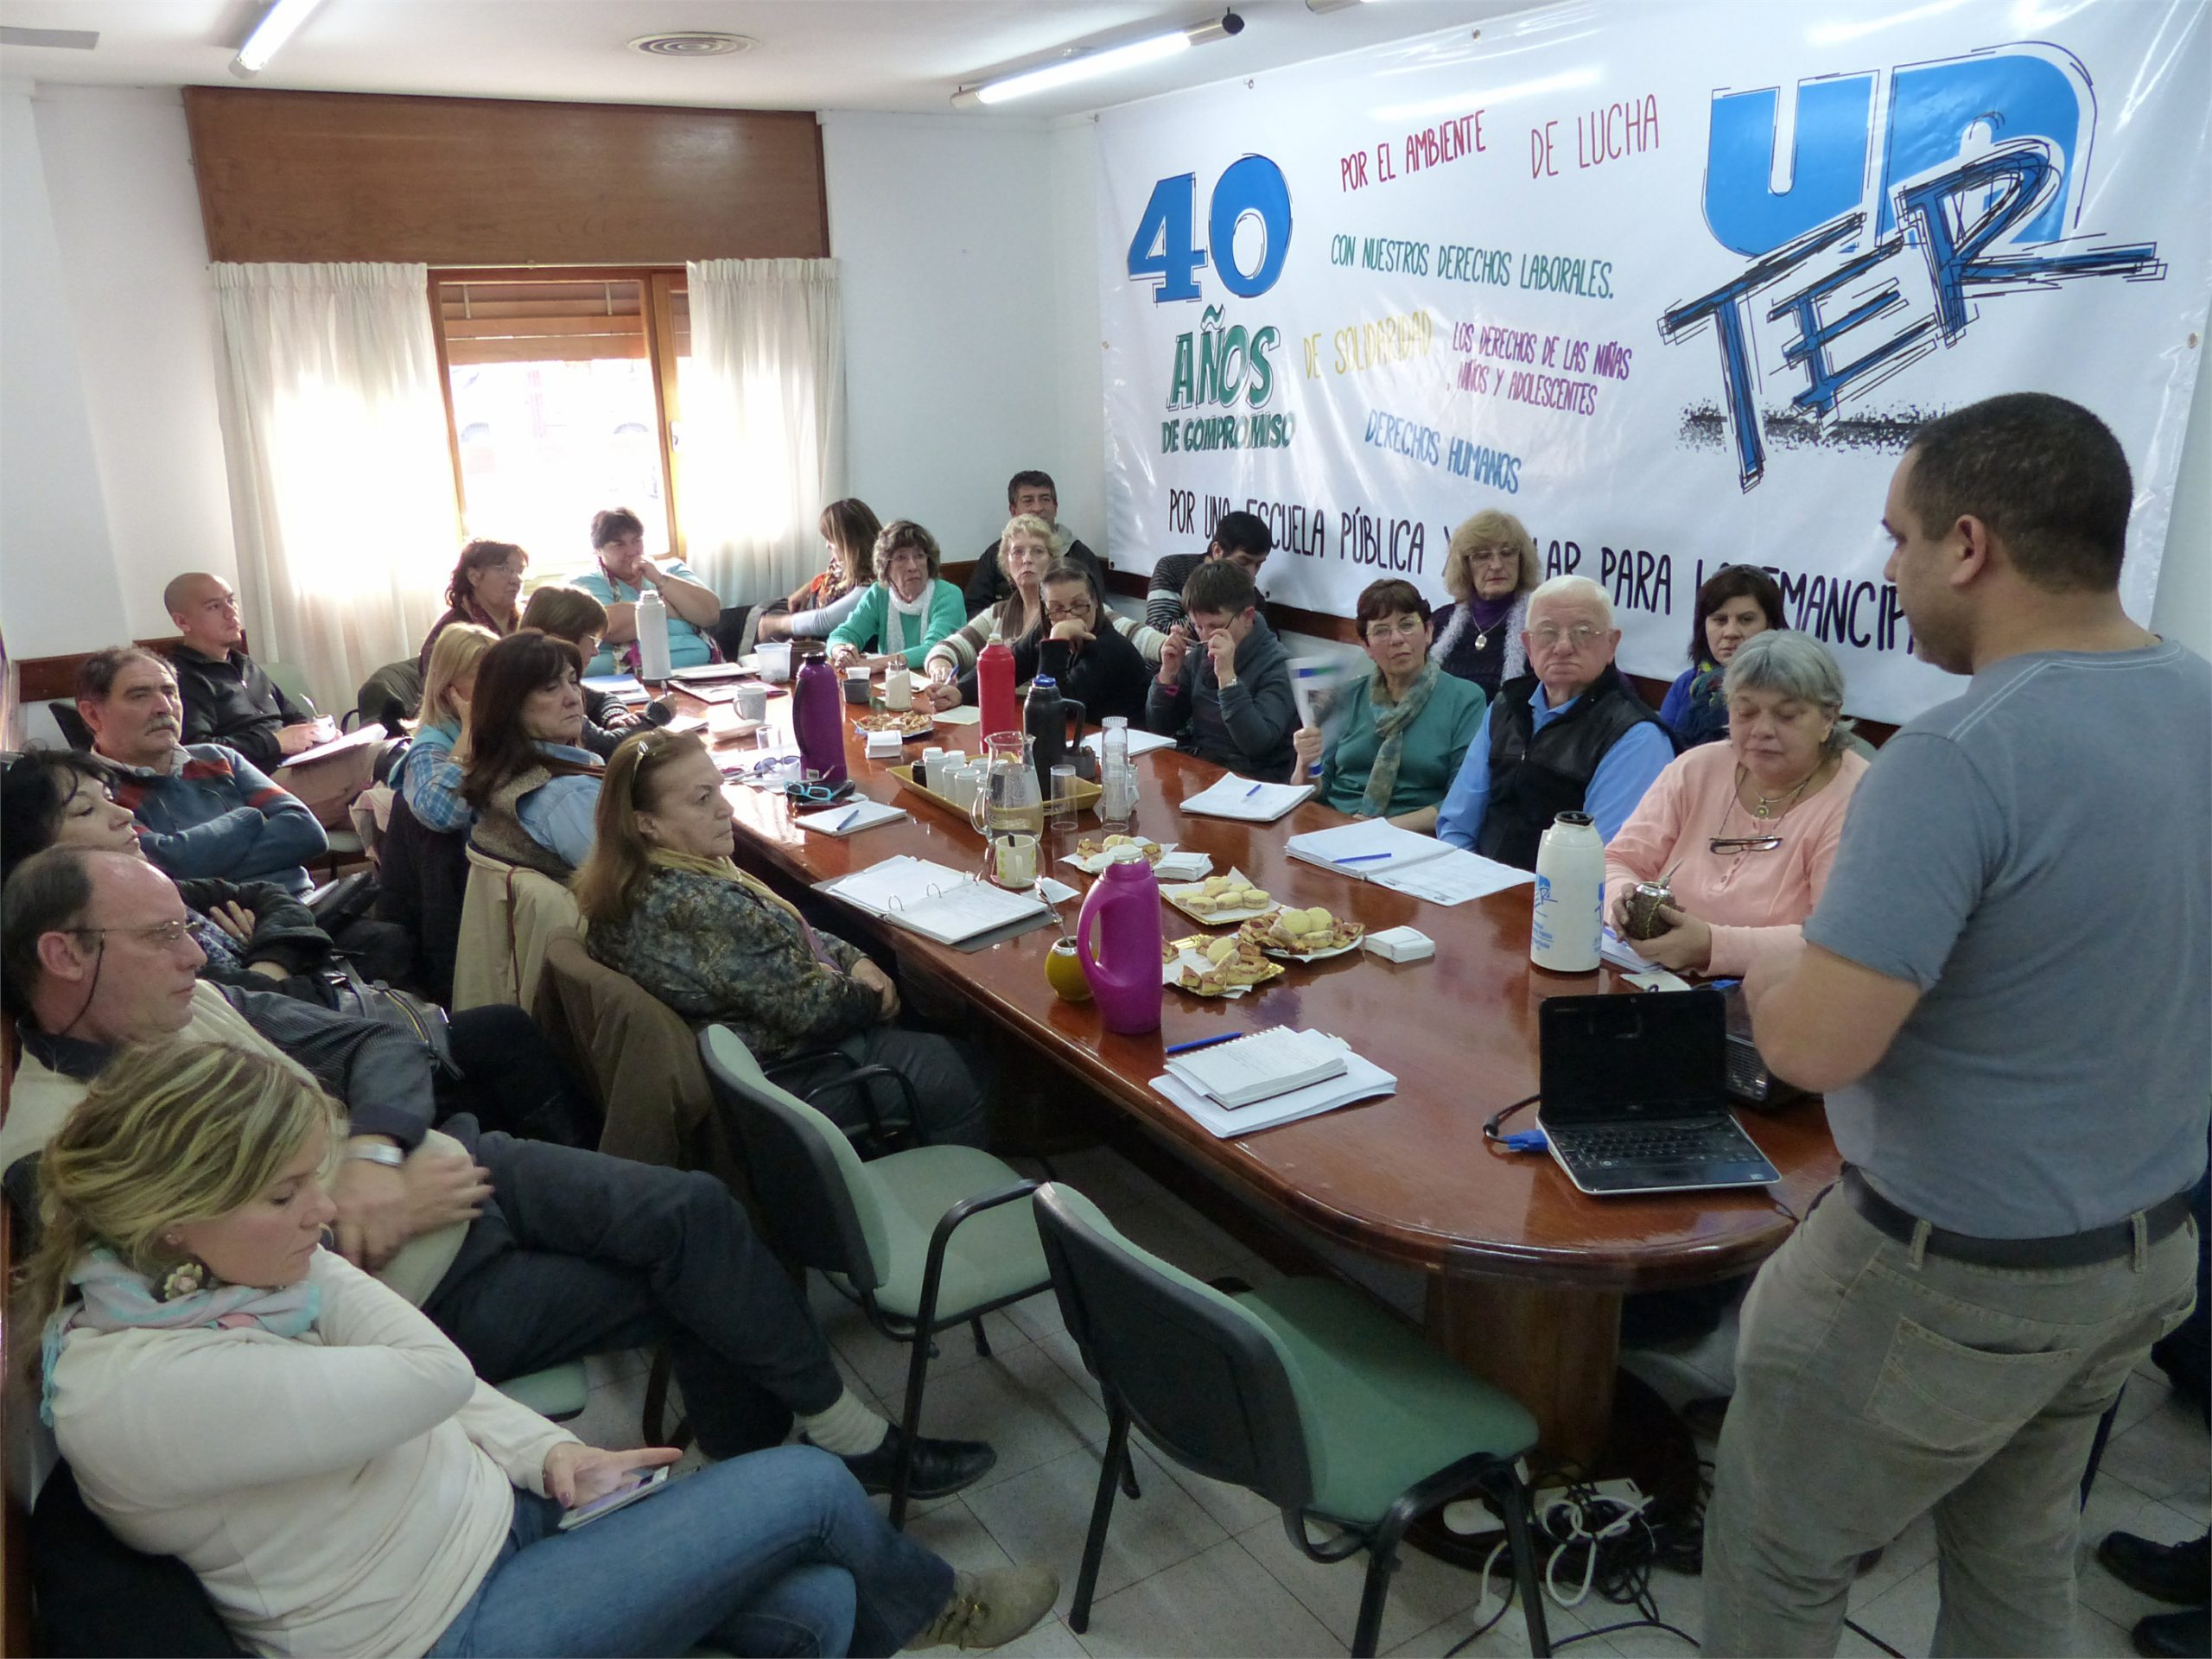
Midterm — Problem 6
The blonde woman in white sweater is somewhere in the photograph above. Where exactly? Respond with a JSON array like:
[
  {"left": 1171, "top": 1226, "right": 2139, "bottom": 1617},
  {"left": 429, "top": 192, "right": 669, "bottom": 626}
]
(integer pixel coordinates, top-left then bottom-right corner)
[{"left": 26, "top": 1040, "right": 1055, "bottom": 1657}]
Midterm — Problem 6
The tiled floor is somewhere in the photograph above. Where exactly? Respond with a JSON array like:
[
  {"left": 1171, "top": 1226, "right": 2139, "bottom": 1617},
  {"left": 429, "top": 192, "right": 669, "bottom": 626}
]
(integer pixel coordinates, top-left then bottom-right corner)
[{"left": 565, "top": 1144, "right": 2210, "bottom": 1656}]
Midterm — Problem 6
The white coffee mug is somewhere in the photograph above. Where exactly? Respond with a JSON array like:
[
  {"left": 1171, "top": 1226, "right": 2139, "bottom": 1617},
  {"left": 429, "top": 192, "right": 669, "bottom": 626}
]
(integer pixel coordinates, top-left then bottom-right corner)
[
  {"left": 992, "top": 832, "right": 1039, "bottom": 889},
  {"left": 734, "top": 685, "right": 768, "bottom": 723},
  {"left": 884, "top": 667, "right": 913, "bottom": 711}
]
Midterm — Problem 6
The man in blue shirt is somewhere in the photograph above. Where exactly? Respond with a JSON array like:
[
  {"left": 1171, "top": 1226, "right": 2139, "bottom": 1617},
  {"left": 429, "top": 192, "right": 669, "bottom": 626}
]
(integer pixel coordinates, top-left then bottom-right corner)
[
  {"left": 1434, "top": 575, "right": 1672, "bottom": 866},
  {"left": 573, "top": 506, "right": 723, "bottom": 676}
]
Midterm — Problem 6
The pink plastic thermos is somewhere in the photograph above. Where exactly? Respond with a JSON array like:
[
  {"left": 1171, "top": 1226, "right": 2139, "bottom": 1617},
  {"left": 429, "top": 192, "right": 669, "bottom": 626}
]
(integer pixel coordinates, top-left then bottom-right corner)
[
  {"left": 791, "top": 658, "right": 849, "bottom": 786},
  {"left": 977, "top": 640, "right": 1018, "bottom": 741},
  {"left": 1076, "top": 848, "right": 1164, "bottom": 1034}
]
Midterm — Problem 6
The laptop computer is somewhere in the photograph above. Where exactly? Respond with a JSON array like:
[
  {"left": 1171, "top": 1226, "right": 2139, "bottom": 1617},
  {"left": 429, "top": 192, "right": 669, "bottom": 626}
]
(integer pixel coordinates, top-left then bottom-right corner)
[{"left": 1537, "top": 991, "right": 1782, "bottom": 1197}]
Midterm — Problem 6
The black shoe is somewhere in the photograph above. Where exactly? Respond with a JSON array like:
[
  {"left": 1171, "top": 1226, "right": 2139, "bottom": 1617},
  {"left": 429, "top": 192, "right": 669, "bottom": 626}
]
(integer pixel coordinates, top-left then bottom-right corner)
[
  {"left": 2100, "top": 1532, "right": 2211, "bottom": 1606},
  {"left": 826, "top": 1425, "right": 996, "bottom": 1501},
  {"left": 2132, "top": 1606, "right": 2209, "bottom": 1659}
]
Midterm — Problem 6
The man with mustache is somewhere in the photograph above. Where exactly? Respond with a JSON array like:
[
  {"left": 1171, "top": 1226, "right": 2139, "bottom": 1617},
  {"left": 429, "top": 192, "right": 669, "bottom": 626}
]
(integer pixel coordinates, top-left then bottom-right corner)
[{"left": 76, "top": 647, "right": 327, "bottom": 898}]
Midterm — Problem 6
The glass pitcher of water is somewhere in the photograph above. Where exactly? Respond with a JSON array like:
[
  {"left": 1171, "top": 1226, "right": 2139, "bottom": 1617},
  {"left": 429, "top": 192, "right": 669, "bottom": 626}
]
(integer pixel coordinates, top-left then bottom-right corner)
[{"left": 970, "top": 731, "right": 1044, "bottom": 838}]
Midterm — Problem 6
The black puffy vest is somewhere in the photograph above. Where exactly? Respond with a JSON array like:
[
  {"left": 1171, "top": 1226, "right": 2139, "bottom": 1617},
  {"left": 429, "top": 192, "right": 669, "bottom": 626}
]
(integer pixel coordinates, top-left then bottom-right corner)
[{"left": 1477, "top": 665, "right": 1671, "bottom": 869}]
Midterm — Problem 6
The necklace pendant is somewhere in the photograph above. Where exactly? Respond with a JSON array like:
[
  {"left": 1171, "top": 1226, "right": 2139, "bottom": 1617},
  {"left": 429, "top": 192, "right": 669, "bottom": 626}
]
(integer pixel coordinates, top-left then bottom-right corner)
[
  {"left": 1473, "top": 632, "right": 1489, "bottom": 652},
  {"left": 1751, "top": 800, "right": 1770, "bottom": 819}
]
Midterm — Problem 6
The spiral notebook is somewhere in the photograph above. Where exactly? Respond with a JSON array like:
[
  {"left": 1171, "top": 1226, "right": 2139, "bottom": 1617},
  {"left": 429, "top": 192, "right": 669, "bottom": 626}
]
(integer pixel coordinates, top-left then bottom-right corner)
[{"left": 823, "top": 855, "right": 1053, "bottom": 947}]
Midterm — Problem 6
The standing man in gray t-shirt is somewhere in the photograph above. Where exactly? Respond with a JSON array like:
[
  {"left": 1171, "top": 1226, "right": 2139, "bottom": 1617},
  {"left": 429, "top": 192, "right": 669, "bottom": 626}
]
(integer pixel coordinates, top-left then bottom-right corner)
[{"left": 1702, "top": 393, "right": 2209, "bottom": 1657}]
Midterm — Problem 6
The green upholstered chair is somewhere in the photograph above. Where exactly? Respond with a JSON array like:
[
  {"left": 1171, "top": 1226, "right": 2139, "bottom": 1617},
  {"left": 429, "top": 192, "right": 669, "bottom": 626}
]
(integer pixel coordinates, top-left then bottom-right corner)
[
  {"left": 1032, "top": 1182, "right": 1553, "bottom": 1659},
  {"left": 496, "top": 1360, "right": 591, "bottom": 1421},
  {"left": 699, "top": 1025, "right": 1051, "bottom": 1527}
]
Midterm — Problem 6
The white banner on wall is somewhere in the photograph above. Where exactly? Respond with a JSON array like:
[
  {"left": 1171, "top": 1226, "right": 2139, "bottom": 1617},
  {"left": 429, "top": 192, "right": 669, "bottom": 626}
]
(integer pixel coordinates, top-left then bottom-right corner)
[{"left": 1096, "top": 0, "right": 2211, "bottom": 721}]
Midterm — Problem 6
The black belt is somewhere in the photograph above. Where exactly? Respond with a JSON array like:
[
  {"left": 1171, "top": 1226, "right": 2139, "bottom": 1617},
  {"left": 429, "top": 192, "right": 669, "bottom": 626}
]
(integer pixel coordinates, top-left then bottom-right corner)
[{"left": 1840, "top": 1166, "right": 2194, "bottom": 1269}]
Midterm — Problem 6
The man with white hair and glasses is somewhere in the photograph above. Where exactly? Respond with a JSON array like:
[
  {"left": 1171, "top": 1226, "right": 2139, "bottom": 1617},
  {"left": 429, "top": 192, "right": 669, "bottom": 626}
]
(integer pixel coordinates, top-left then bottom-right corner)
[{"left": 1435, "top": 573, "right": 1675, "bottom": 867}]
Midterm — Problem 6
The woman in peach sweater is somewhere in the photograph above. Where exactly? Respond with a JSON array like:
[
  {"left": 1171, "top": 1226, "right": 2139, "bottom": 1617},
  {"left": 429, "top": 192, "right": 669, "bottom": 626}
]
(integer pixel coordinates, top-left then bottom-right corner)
[{"left": 1605, "top": 630, "right": 1867, "bottom": 976}]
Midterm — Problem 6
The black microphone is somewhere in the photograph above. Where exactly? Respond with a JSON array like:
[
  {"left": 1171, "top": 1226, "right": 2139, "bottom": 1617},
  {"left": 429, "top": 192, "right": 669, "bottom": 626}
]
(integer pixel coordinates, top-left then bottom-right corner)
[{"left": 641, "top": 697, "right": 677, "bottom": 728}]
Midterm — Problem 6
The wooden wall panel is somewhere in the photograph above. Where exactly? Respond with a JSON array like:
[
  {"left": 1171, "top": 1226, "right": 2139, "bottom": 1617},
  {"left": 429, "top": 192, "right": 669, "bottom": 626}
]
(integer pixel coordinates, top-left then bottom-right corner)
[{"left": 182, "top": 89, "right": 827, "bottom": 265}]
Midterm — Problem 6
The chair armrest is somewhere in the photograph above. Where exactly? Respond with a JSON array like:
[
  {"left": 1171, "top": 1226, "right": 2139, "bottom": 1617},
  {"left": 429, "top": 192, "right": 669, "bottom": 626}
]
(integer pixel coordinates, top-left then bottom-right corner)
[
  {"left": 911, "top": 1179, "right": 1039, "bottom": 1340},
  {"left": 763, "top": 1051, "right": 921, "bottom": 1150}
]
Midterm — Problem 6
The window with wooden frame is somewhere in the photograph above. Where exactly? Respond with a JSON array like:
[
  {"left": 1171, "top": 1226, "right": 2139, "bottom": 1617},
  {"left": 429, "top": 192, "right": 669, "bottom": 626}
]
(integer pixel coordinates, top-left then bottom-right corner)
[{"left": 429, "top": 267, "right": 693, "bottom": 582}]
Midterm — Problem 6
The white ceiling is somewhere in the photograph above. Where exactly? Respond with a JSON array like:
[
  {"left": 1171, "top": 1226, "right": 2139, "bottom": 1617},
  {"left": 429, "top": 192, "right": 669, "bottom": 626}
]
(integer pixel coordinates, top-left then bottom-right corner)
[{"left": 0, "top": 0, "right": 1528, "bottom": 119}]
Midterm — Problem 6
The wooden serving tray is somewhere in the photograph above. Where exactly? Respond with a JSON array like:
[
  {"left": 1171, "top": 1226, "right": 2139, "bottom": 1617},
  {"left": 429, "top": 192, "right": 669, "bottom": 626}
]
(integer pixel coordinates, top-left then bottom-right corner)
[{"left": 889, "top": 760, "right": 1102, "bottom": 820}]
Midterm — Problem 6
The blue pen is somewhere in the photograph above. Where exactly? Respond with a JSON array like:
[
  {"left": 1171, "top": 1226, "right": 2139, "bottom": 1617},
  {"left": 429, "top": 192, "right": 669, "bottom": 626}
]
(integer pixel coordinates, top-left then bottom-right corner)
[
  {"left": 1334, "top": 852, "right": 1392, "bottom": 865},
  {"left": 1243, "top": 781, "right": 1262, "bottom": 798},
  {"left": 833, "top": 804, "right": 860, "bottom": 832},
  {"left": 1165, "top": 1032, "right": 1243, "bottom": 1056}
]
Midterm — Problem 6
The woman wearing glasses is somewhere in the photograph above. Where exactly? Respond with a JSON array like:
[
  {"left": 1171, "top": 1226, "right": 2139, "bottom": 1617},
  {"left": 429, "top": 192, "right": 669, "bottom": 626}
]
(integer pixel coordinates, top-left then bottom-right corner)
[
  {"left": 1290, "top": 579, "right": 1487, "bottom": 832},
  {"left": 1604, "top": 630, "right": 1866, "bottom": 976},
  {"left": 1430, "top": 511, "right": 1541, "bottom": 698},
  {"left": 1658, "top": 563, "right": 1788, "bottom": 748},
  {"left": 459, "top": 631, "right": 604, "bottom": 877},
  {"left": 575, "top": 731, "right": 992, "bottom": 1152},
  {"left": 419, "top": 540, "right": 529, "bottom": 673}
]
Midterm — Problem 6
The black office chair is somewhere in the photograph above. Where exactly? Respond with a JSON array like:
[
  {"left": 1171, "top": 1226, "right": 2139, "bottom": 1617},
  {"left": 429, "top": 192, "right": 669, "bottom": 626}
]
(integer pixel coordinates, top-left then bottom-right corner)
[{"left": 1033, "top": 1181, "right": 1553, "bottom": 1658}]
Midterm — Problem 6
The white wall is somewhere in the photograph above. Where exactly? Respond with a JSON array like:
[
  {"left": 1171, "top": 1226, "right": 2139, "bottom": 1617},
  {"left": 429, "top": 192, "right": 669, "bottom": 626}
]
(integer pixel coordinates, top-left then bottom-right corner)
[
  {"left": 35, "top": 87, "right": 238, "bottom": 639},
  {"left": 822, "top": 111, "right": 1114, "bottom": 569},
  {"left": 0, "top": 83, "right": 128, "bottom": 659},
  {"left": 2151, "top": 352, "right": 2212, "bottom": 656}
]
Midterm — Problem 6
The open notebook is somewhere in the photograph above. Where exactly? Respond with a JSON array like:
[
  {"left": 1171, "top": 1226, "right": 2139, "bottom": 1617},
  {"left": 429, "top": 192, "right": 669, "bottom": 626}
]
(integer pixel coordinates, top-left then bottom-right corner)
[
  {"left": 823, "top": 855, "right": 1053, "bottom": 946},
  {"left": 1283, "top": 821, "right": 1532, "bottom": 906}
]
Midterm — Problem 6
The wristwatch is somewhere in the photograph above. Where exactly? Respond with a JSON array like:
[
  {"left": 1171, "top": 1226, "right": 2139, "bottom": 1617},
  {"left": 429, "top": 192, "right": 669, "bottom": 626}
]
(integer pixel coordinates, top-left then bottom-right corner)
[{"left": 346, "top": 1142, "right": 406, "bottom": 1170}]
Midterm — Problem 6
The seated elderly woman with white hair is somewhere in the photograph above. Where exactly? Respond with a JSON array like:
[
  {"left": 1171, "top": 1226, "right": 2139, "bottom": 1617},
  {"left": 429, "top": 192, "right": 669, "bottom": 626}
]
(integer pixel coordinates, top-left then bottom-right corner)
[
  {"left": 1604, "top": 630, "right": 1868, "bottom": 975},
  {"left": 1435, "top": 574, "right": 1675, "bottom": 868}
]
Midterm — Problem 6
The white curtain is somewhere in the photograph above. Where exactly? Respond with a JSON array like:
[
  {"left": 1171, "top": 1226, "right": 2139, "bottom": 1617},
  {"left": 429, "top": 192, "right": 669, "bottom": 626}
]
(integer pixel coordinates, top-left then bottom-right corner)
[
  {"left": 212, "top": 263, "right": 459, "bottom": 717},
  {"left": 680, "top": 258, "right": 845, "bottom": 602}
]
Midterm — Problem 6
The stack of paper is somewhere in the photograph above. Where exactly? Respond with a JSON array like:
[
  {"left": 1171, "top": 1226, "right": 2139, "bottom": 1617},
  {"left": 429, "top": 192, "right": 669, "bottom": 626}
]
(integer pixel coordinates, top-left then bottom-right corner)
[
  {"left": 824, "top": 855, "right": 1052, "bottom": 946},
  {"left": 1153, "top": 1031, "right": 1396, "bottom": 1137},
  {"left": 797, "top": 799, "right": 907, "bottom": 836},
  {"left": 1078, "top": 727, "right": 1179, "bottom": 760},
  {"left": 1166, "top": 1027, "right": 1347, "bottom": 1108},
  {"left": 583, "top": 674, "right": 651, "bottom": 705},
  {"left": 1180, "top": 775, "right": 1316, "bottom": 823}
]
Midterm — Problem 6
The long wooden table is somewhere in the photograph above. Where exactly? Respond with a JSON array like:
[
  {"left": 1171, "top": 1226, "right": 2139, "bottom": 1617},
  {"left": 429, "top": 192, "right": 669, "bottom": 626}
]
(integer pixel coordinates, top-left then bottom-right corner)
[{"left": 689, "top": 690, "right": 1840, "bottom": 1462}]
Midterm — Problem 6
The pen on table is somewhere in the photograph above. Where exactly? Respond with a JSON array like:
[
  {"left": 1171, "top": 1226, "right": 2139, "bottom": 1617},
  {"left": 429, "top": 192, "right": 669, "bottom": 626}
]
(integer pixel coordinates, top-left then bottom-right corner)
[
  {"left": 1334, "top": 852, "right": 1393, "bottom": 865},
  {"left": 1165, "top": 1032, "right": 1243, "bottom": 1056},
  {"left": 1243, "top": 781, "right": 1262, "bottom": 798},
  {"left": 833, "top": 804, "right": 860, "bottom": 832}
]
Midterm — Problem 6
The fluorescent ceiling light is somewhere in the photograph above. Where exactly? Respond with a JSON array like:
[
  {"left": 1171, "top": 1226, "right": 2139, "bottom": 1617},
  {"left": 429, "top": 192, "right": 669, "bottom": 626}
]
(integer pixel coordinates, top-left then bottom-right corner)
[
  {"left": 231, "top": 0, "right": 326, "bottom": 78},
  {"left": 954, "top": 12, "right": 1243, "bottom": 108}
]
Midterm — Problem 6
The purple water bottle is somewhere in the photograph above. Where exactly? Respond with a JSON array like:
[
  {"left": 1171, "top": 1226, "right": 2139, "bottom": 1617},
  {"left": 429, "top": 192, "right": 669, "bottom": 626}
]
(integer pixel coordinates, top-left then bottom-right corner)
[
  {"left": 792, "top": 658, "right": 849, "bottom": 787},
  {"left": 1076, "top": 847, "right": 1164, "bottom": 1035}
]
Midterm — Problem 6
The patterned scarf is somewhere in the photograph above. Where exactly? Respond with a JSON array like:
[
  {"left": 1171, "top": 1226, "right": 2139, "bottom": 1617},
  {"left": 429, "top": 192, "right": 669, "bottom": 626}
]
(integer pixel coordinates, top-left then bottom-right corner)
[
  {"left": 1358, "top": 659, "right": 1442, "bottom": 818},
  {"left": 41, "top": 1247, "right": 320, "bottom": 1425},
  {"left": 1677, "top": 660, "right": 1732, "bottom": 747}
]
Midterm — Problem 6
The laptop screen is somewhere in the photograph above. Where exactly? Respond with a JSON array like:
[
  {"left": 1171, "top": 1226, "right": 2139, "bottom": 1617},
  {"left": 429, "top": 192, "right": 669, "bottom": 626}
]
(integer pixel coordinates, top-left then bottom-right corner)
[{"left": 1538, "top": 991, "right": 1729, "bottom": 1124}]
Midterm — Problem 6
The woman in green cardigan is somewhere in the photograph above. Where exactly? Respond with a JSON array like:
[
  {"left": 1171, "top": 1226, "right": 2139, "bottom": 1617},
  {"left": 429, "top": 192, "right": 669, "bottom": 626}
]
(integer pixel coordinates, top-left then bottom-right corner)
[
  {"left": 1290, "top": 578, "right": 1487, "bottom": 834},
  {"left": 826, "top": 519, "right": 965, "bottom": 671}
]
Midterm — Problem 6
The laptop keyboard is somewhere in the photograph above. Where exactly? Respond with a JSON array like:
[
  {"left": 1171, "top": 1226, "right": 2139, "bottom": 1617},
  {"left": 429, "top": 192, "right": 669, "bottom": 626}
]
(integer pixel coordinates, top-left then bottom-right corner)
[{"left": 1554, "top": 1118, "right": 1753, "bottom": 1172}]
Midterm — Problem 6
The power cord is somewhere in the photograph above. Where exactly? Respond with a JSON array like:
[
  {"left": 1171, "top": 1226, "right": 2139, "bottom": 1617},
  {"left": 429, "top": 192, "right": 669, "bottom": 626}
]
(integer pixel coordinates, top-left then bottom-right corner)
[{"left": 1481, "top": 1091, "right": 1545, "bottom": 1153}]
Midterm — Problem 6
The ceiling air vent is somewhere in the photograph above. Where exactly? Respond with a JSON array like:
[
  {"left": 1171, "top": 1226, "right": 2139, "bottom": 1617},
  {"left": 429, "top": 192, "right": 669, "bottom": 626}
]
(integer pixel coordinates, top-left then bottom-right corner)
[
  {"left": 0, "top": 26, "right": 100, "bottom": 48},
  {"left": 626, "top": 32, "right": 755, "bottom": 59}
]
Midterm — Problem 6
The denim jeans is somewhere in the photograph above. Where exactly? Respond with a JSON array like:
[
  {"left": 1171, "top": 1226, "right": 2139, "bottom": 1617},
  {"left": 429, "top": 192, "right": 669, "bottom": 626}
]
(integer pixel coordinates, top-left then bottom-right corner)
[
  {"left": 425, "top": 1130, "right": 847, "bottom": 1459},
  {"left": 1702, "top": 1187, "right": 2198, "bottom": 1657},
  {"left": 426, "top": 1446, "right": 953, "bottom": 1658}
]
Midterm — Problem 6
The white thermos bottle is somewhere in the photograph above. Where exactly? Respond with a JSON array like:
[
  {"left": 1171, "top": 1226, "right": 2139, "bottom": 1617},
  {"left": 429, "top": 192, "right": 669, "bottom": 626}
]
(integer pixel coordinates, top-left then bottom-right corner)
[
  {"left": 1530, "top": 810, "right": 1604, "bottom": 973},
  {"left": 635, "top": 585, "right": 673, "bottom": 683}
]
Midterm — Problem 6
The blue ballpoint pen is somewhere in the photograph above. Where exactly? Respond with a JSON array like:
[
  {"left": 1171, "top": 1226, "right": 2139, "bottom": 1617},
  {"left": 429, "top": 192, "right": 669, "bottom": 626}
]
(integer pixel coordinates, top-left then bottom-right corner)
[
  {"left": 1334, "top": 852, "right": 1392, "bottom": 865},
  {"left": 1243, "top": 781, "right": 1262, "bottom": 797},
  {"left": 833, "top": 804, "right": 860, "bottom": 832},
  {"left": 1165, "top": 1032, "right": 1243, "bottom": 1056}
]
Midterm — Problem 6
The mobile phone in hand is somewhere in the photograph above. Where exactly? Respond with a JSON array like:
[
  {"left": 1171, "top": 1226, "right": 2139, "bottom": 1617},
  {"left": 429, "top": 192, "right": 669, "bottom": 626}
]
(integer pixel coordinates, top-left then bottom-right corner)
[{"left": 555, "top": 1465, "right": 671, "bottom": 1531}]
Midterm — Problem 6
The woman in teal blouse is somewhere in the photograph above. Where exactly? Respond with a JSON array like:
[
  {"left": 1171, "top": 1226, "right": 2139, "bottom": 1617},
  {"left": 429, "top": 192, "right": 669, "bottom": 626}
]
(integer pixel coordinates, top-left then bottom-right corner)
[
  {"left": 826, "top": 519, "right": 966, "bottom": 671},
  {"left": 1291, "top": 578, "right": 1487, "bottom": 833}
]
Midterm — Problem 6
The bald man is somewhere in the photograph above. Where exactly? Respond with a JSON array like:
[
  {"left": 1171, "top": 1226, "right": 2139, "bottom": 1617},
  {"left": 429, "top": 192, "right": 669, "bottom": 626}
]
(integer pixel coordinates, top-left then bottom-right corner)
[{"left": 165, "top": 572, "right": 322, "bottom": 768}]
